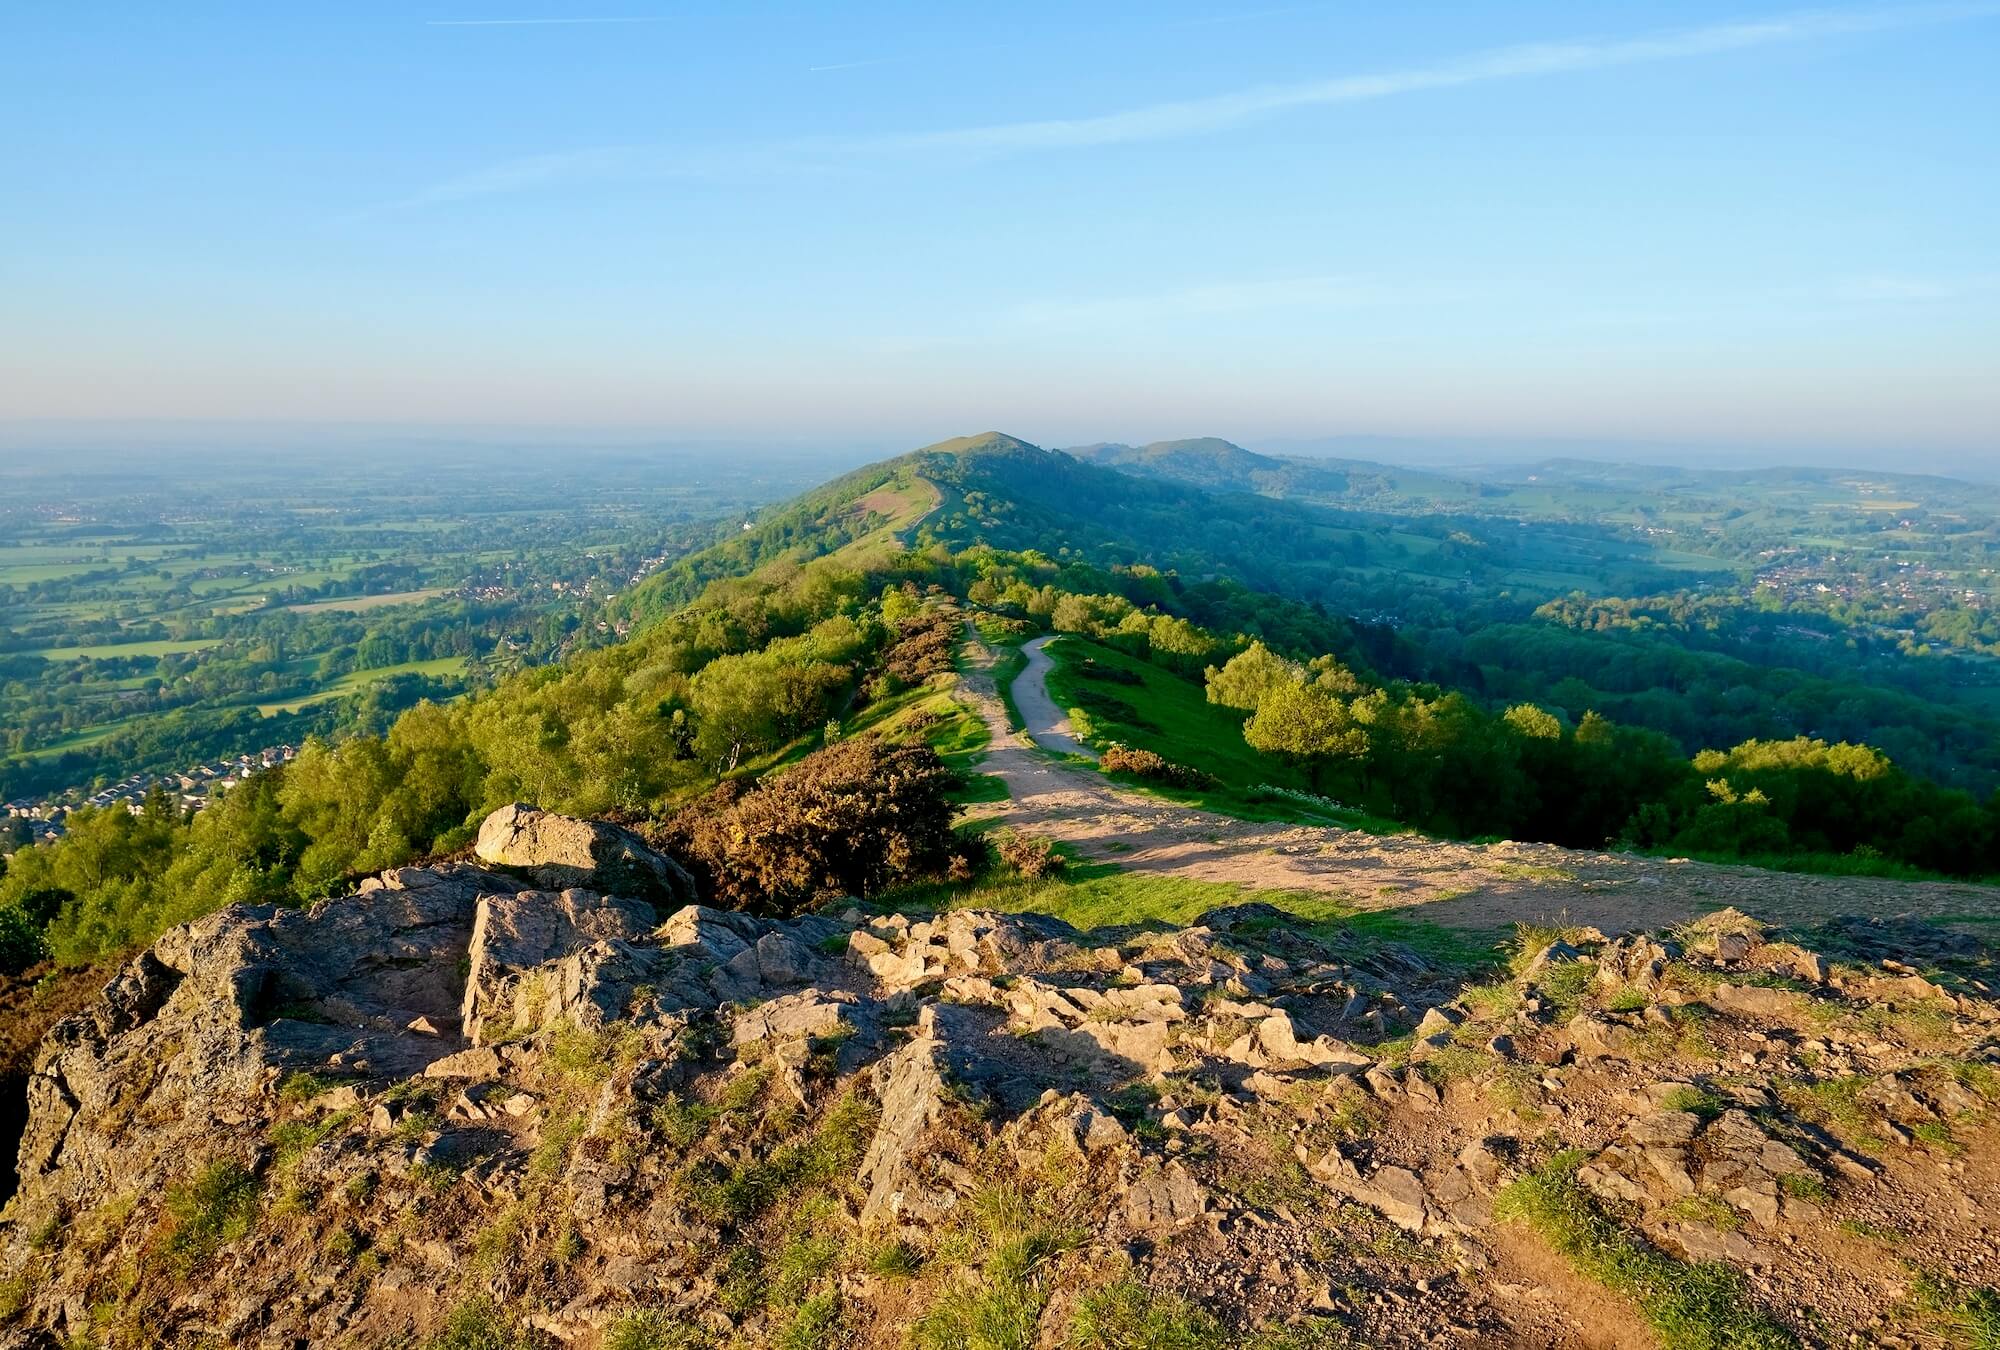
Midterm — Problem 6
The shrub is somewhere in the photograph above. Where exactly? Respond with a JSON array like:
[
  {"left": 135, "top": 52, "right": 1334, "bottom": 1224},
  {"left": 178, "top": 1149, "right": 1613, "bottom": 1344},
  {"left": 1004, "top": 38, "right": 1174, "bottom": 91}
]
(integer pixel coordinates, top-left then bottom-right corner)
[
  {"left": 658, "top": 739, "right": 958, "bottom": 914},
  {"left": 1099, "top": 746, "right": 1215, "bottom": 790},
  {"left": 0, "top": 906, "right": 47, "bottom": 976},
  {"left": 996, "top": 833, "right": 1065, "bottom": 879},
  {"left": 882, "top": 609, "right": 959, "bottom": 684}
]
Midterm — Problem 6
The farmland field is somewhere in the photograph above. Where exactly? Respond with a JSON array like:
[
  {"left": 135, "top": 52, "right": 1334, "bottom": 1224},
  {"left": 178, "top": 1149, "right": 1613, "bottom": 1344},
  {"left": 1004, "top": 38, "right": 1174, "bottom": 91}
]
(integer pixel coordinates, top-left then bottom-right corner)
[{"left": 0, "top": 442, "right": 831, "bottom": 802}]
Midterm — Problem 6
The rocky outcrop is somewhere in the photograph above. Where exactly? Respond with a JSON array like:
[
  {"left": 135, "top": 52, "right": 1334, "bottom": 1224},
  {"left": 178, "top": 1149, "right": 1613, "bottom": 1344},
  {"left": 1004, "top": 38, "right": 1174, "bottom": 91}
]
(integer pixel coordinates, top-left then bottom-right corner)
[
  {"left": 473, "top": 802, "right": 695, "bottom": 906},
  {"left": 1, "top": 859, "right": 1996, "bottom": 1349}
]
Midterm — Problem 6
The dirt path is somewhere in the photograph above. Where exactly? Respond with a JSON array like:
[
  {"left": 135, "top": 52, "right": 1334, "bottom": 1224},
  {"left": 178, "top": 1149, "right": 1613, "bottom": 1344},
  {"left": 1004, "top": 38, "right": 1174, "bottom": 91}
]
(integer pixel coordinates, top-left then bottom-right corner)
[
  {"left": 955, "top": 624, "right": 2000, "bottom": 936},
  {"left": 1014, "top": 637, "right": 1096, "bottom": 758}
]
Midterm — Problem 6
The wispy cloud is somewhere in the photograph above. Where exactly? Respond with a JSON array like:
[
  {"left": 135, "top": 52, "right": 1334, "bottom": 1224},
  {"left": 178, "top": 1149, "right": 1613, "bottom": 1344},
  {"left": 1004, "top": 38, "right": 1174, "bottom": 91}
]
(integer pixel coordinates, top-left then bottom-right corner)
[
  {"left": 425, "top": 16, "right": 674, "bottom": 27},
  {"left": 807, "top": 58, "right": 897, "bottom": 74},
  {"left": 395, "top": 3, "right": 2000, "bottom": 206}
]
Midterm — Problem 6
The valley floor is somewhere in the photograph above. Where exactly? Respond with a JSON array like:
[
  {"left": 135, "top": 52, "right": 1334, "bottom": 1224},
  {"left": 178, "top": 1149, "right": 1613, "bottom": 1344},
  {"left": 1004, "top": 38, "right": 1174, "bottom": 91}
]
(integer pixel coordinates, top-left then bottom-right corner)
[{"left": 959, "top": 626, "right": 2000, "bottom": 936}]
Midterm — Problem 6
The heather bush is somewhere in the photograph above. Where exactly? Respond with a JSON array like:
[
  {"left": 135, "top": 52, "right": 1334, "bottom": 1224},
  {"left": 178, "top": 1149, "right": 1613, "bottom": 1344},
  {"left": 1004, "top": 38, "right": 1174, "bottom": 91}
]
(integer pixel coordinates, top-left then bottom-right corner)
[
  {"left": 657, "top": 739, "right": 958, "bottom": 914},
  {"left": 1099, "top": 746, "right": 1215, "bottom": 790}
]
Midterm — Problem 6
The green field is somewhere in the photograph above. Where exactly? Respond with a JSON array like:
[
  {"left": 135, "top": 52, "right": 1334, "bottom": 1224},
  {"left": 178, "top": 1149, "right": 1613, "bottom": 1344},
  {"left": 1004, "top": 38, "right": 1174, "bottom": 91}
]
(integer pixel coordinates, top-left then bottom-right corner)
[
  {"left": 282, "top": 588, "right": 450, "bottom": 614},
  {"left": 256, "top": 657, "right": 470, "bottom": 716},
  {"left": 33, "top": 638, "right": 223, "bottom": 661}
]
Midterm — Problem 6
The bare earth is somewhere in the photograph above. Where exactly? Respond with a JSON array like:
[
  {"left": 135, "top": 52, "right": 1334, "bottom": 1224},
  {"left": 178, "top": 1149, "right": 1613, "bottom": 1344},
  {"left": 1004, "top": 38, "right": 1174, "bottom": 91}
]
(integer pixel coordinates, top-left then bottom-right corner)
[{"left": 957, "top": 624, "right": 2000, "bottom": 935}]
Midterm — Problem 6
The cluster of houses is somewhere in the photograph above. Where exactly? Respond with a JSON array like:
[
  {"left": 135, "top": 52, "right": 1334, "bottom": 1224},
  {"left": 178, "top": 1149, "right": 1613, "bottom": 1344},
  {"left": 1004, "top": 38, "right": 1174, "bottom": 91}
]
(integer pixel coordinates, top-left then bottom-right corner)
[{"left": 3, "top": 743, "right": 300, "bottom": 849}]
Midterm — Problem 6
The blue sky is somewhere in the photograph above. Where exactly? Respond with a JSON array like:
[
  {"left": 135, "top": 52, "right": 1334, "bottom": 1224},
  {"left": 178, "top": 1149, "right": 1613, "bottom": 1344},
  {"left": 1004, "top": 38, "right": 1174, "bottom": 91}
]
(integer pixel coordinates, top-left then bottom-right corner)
[{"left": 5, "top": 2, "right": 1997, "bottom": 467}]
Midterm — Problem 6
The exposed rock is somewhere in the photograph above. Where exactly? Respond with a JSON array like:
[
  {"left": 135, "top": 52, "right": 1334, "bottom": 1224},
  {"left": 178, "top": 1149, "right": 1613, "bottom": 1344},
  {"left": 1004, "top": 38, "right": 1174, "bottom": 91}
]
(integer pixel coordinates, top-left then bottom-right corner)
[
  {"left": 4, "top": 837, "right": 1996, "bottom": 1350},
  {"left": 461, "top": 887, "right": 656, "bottom": 1042},
  {"left": 474, "top": 802, "right": 695, "bottom": 906}
]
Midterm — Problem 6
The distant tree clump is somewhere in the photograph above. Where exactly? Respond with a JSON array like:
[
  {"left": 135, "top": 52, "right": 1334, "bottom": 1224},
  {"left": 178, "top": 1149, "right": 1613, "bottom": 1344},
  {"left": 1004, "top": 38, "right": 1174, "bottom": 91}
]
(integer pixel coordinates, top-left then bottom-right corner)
[{"left": 656, "top": 738, "right": 958, "bottom": 914}]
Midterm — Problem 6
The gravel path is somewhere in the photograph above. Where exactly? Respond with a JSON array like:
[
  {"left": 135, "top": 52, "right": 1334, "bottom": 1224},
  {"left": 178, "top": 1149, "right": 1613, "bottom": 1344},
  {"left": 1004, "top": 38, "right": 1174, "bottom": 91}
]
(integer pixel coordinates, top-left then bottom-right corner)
[
  {"left": 961, "top": 622, "right": 2000, "bottom": 936},
  {"left": 1013, "top": 636, "right": 1097, "bottom": 758}
]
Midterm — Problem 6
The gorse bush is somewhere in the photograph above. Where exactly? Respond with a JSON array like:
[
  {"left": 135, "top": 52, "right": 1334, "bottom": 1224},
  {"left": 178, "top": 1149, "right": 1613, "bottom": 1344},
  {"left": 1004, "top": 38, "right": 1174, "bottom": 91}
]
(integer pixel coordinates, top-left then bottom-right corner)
[
  {"left": 995, "top": 832, "right": 1065, "bottom": 880},
  {"left": 1099, "top": 745, "right": 1215, "bottom": 790},
  {"left": 658, "top": 738, "right": 958, "bottom": 915}
]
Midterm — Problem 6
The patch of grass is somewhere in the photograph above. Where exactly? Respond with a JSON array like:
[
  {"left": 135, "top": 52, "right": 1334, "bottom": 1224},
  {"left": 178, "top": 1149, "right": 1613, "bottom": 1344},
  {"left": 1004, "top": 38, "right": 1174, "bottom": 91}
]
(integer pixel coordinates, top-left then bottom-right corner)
[
  {"left": 1838, "top": 1218, "right": 1902, "bottom": 1241},
  {"left": 683, "top": 1088, "right": 877, "bottom": 1226},
  {"left": 1605, "top": 985, "right": 1652, "bottom": 1014},
  {"left": 1657, "top": 1084, "right": 1725, "bottom": 1118},
  {"left": 1037, "top": 636, "right": 1397, "bottom": 829},
  {"left": 1067, "top": 1277, "right": 1227, "bottom": 1349},
  {"left": 601, "top": 1311, "right": 708, "bottom": 1350},
  {"left": 1536, "top": 959, "right": 1599, "bottom": 1020},
  {"left": 868, "top": 1239, "right": 923, "bottom": 1279},
  {"left": 1508, "top": 922, "right": 1591, "bottom": 977},
  {"left": 771, "top": 1288, "right": 844, "bottom": 1350},
  {"left": 270, "top": 1108, "right": 355, "bottom": 1168},
  {"left": 422, "top": 1297, "right": 538, "bottom": 1350},
  {"left": 1912, "top": 1271, "right": 2000, "bottom": 1349},
  {"left": 276, "top": 1071, "right": 332, "bottom": 1105},
  {"left": 1778, "top": 1172, "right": 1831, "bottom": 1202},
  {"left": 1495, "top": 1154, "right": 1796, "bottom": 1350},
  {"left": 1912, "top": 1120, "right": 1965, "bottom": 1155},
  {"left": 1778, "top": 1075, "right": 1882, "bottom": 1149},
  {"left": 160, "top": 1159, "right": 260, "bottom": 1270},
  {"left": 912, "top": 1183, "right": 1084, "bottom": 1350}
]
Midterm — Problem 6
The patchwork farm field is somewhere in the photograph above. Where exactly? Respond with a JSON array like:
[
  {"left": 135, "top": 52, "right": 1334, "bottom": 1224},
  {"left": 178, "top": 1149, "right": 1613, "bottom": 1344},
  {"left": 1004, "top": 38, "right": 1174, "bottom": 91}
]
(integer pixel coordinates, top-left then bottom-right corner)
[{"left": 0, "top": 443, "right": 821, "bottom": 802}]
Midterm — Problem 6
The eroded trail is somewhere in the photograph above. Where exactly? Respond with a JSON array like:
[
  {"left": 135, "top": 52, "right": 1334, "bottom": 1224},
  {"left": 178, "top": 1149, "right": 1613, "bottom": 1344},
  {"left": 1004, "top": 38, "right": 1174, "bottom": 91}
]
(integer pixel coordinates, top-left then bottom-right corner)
[{"left": 956, "top": 625, "right": 2000, "bottom": 934}]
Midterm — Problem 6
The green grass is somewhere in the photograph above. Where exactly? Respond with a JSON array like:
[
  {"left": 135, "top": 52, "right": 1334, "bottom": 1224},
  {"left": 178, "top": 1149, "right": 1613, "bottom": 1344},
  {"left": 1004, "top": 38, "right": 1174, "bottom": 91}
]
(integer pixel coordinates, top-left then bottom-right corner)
[
  {"left": 160, "top": 1159, "right": 260, "bottom": 1270},
  {"left": 255, "top": 655, "right": 469, "bottom": 715},
  {"left": 911, "top": 1184, "right": 1082, "bottom": 1350},
  {"left": 1495, "top": 1153, "right": 1796, "bottom": 1350},
  {"left": 422, "top": 1297, "right": 537, "bottom": 1350},
  {"left": 1034, "top": 636, "right": 1400, "bottom": 830},
  {"left": 1068, "top": 1278, "right": 1227, "bottom": 1349},
  {"left": 879, "top": 861, "right": 1498, "bottom": 973},
  {"left": 1912, "top": 1271, "right": 2000, "bottom": 1350},
  {"left": 602, "top": 1310, "right": 708, "bottom": 1350},
  {"left": 281, "top": 587, "right": 450, "bottom": 613},
  {"left": 1041, "top": 636, "right": 1298, "bottom": 790},
  {"left": 31, "top": 637, "right": 223, "bottom": 661},
  {"left": 682, "top": 1089, "right": 877, "bottom": 1226}
]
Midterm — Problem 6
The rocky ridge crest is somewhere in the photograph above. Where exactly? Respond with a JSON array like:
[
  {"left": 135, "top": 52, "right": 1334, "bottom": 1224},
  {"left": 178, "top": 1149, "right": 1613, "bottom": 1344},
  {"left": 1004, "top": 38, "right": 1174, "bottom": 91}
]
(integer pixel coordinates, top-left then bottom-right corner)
[{"left": 2, "top": 809, "right": 1998, "bottom": 1347}]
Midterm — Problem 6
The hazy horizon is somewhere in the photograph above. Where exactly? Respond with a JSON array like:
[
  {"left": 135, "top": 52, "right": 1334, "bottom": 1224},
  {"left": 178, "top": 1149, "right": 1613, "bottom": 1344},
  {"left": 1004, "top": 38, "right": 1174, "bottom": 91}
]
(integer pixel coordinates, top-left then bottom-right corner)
[
  {"left": 2, "top": 417, "right": 1995, "bottom": 486},
  {"left": 7, "top": 3, "right": 1997, "bottom": 469}
]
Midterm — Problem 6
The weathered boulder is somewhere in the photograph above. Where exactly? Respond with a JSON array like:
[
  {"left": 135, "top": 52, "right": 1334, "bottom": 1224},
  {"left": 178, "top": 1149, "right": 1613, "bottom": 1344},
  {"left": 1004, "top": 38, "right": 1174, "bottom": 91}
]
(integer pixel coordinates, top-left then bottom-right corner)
[
  {"left": 474, "top": 803, "right": 695, "bottom": 906},
  {"left": 460, "top": 888, "right": 657, "bottom": 1042}
]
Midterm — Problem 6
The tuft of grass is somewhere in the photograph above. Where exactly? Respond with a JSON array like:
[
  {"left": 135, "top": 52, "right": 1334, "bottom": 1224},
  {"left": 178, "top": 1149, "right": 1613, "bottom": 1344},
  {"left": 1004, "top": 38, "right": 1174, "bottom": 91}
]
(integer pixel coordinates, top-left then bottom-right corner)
[
  {"left": 602, "top": 1310, "right": 708, "bottom": 1350},
  {"left": 1535, "top": 959, "right": 1599, "bottom": 1020},
  {"left": 771, "top": 1288, "right": 844, "bottom": 1350},
  {"left": 422, "top": 1297, "right": 538, "bottom": 1350},
  {"left": 1657, "top": 1085, "right": 1725, "bottom": 1119},
  {"left": 911, "top": 1183, "right": 1084, "bottom": 1350},
  {"left": 160, "top": 1159, "right": 260, "bottom": 1270},
  {"left": 1912, "top": 1270, "right": 2000, "bottom": 1350},
  {"left": 683, "top": 1089, "right": 878, "bottom": 1226},
  {"left": 276, "top": 1070, "right": 331, "bottom": 1105},
  {"left": 1067, "top": 1277, "right": 1227, "bottom": 1349},
  {"left": 868, "top": 1239, "right": 923, "bottom": 1279},
  {"left": 1912, "top": 1120, "right": 1966, "bottom": 1156},
  {"left": 1605, "top": 986, "right": 1652, "bottom": 1014},
  {"left": 1779, "top": 1173, "right": 1831, "bottom": 1203},
  {"left": 1508, "top": 921, "right": 1589, "bottom": 977},
  {"left": 1495, "top": 1154, "right": 1796, "bottom": 1350}
]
